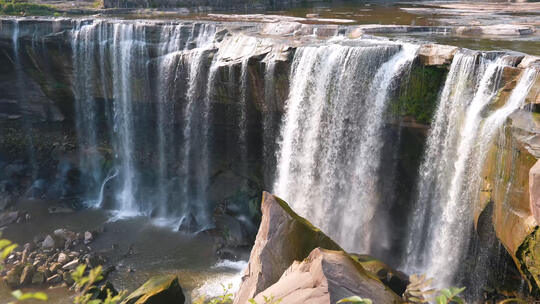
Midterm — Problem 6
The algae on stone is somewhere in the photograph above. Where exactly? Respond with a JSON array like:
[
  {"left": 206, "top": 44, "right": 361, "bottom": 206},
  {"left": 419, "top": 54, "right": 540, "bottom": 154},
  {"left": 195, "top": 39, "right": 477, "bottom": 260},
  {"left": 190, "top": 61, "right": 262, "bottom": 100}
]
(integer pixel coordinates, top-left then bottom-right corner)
[{"left": 122, "top": 274, "right": 185, "bottom": 304}]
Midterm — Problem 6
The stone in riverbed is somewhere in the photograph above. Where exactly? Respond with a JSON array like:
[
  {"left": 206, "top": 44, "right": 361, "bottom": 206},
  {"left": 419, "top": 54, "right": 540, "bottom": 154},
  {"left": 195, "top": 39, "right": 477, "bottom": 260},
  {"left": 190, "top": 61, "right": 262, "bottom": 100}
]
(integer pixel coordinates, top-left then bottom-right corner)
[
  {"left": 49, "top": 262, "right": 62, "bottom": 272},
  {"left": 62, "top": 259, "right": 80, "bottom": 270},
  {"left": 0, "top": 211, "right": 23, "bottom": 227},
  {"left": 84, "top": 231, "right": 94, "bottom": 244},
  {"left": 58, "top": 252, "right": 69, "bottom": 264},
  {"left": 19, "top": 265, "right": 35, "bottom": 286},
  {"left": 54, "top": 228, "right": 78, "bottom": 241},
  {"left": 63, "top": 271, "right": 75, "bottom": 285},
  {"left": 42, "top": 234, "right": 63, "bottom": 249},
  {"left": 31, "top": 271, "right": 46, "bottom": 285},
  {"left": 121, "top": 274, "right": 185, "bottom": 304},
  {"left": 46, "top": 273, "right": 62, "bottom": 284},
  {"left": 5, "top": 264, "right": 24, "bottom": 287},
  {"left": 233, "top": 191, "right": 342, "bottom": 304},
  {"left": 253, "top": 248, "right": 400, "bottom": 304}
]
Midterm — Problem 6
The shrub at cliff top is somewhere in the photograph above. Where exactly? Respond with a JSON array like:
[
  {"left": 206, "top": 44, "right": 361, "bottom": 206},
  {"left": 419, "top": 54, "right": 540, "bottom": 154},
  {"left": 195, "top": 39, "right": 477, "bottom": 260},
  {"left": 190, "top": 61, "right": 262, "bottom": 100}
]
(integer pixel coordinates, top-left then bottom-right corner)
[{"left": 0, "top": 0, "right": 56, "bottom": 16}]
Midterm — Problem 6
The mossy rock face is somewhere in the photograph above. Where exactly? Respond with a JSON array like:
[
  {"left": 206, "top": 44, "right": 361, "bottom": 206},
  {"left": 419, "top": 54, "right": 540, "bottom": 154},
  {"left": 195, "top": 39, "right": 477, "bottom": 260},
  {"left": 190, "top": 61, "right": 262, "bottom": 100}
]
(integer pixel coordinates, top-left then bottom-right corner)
[
  {"left": 121, "top": 275, "right": 185, "bottom": 304},
  {"left": 475, "top": 109, "right": 539, "bottom": 291},
  {"left": 517, "top": 227, "right": 540, "bottom": 292},
  {"left": 389, "top": 63, "right": 447, "bottom": 124},
  {"left": 350, "top": 253, "right": 409, "bottom": 296}
]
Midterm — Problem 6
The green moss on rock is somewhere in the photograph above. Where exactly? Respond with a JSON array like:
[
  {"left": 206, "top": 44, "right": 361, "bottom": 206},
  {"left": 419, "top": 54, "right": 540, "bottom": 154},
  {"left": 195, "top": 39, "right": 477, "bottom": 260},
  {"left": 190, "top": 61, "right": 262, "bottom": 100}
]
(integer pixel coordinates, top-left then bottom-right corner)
[
  {"left": 517, "top": 227, "right": 540, "bottom": 292},
  {"left": 391, "top": 64, "right": 447, "bottom": 124},
  {"left": 122, "top": 274, "right": 185, "bottom": 304}
]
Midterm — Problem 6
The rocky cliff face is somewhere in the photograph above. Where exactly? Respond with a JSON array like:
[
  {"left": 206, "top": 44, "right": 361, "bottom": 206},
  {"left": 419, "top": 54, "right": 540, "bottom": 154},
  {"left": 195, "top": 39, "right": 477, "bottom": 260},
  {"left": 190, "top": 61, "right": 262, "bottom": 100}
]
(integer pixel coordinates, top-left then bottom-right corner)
[{"left": 1, "top": 17, "right": 540, "bottom": 295}]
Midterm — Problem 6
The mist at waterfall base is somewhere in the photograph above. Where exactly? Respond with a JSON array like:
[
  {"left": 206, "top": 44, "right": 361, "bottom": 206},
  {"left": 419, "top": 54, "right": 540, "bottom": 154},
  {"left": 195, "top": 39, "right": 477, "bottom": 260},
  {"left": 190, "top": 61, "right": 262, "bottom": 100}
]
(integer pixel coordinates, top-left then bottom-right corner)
[{"left": 6, "top": 17, "right": 540, "bottom": 302}]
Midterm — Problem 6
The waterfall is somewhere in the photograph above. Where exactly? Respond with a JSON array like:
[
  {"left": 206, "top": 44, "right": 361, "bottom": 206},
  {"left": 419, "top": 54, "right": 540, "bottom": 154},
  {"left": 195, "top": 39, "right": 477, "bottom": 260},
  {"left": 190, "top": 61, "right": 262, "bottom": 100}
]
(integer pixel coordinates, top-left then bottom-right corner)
[
  {"left": 404, "top": 50, "right": 539, "bottom": 287},
  {"left": 238, "top": 59, "right": 249, "bottom": 184},
  {"left": 71, "top": 20, "right": 217, "bottom": 227},
  {"left": 273, "top": 40, "right": 418, "bottom": 253},
  {"left": 11, "top": 19, "right": 38, "bottom": 180},
  {"left": 72, "top": 21, "right": 105, "bottom": 204},
  {"left": 262, "top": 59, "right": 276, "bottom": 186}
]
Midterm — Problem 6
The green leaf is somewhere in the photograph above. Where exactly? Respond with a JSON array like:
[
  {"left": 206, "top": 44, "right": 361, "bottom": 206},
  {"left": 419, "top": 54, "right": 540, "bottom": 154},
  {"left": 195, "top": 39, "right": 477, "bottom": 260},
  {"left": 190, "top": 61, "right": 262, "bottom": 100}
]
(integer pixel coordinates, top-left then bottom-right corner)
[
  {"left": 18, "top": 292, "right": 48, "bottom": 301},
  {"left": 436, "top": 295, "right": 448, "bottom": 304},
  {"left": 11, "top": 290, "right": 23, "bottom": 299},
  {"left": 407, "top": 296, "right": 424, "bottom": 303},
  {"left": 449, "top": 287, "right": 466, "bottom": 296},
  {"left": 440, "top": 289, "right": 452, "bottom": 298},
  {"left": 337, "top": 296, "right": 372, "bottom": 304},
  {"left": 2, "top": 244, "right": 18, "bottom": 259},
  {"left": 248, "top": 299, "right": 258, "bottom": 304},
  {"left": 0, "top": 239, "right": 12, "bottom": 251}
]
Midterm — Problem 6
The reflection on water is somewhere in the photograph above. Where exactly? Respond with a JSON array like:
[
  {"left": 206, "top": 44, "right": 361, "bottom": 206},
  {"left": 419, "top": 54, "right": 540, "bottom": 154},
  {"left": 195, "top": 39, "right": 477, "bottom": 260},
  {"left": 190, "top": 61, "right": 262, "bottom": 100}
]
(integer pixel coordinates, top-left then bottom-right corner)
[{"left": 0, "top": 200, "right": 248, "bottom": 303}]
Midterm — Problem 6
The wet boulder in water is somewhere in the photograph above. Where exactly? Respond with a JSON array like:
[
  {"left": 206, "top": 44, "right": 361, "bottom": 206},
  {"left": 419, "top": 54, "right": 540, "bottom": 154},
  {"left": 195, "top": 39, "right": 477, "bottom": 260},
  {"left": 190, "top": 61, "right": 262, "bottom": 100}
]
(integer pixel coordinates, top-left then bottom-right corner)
[
  {"left": 121, "top": 274, "right": 185, "bottom": 304},
  {"left": 253, "top": 248, "right": 401, "bottom": 304},
  {"left": 177, "top": 213, "right": 198, "bottom": 233},
  {"left": 214, "top": 214, "right": 249, "bottom": 247},
  {"left": 0, "top": 211, "right": 24, "bottom": 227},
  {"left": 41, "top": 234, "right": 62, "bottom": 249}
]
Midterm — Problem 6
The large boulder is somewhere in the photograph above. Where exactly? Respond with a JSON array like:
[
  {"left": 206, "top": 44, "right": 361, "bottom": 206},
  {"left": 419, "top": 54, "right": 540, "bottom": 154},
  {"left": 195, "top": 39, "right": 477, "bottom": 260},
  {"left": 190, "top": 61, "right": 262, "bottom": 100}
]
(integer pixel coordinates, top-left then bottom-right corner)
[
  {"left": 253, "top": 248, "right": 400, "bottom": 304},
  {"left": 121, "top": 275, "right": 185, "bottom": 304},
  {"left": 233, "top": 191, "right": 345, "bottom": 304}
]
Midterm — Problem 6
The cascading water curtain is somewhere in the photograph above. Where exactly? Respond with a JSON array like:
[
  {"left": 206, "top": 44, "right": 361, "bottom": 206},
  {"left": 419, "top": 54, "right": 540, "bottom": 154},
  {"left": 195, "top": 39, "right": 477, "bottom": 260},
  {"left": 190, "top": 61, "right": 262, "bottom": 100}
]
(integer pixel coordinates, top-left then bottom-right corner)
[
  {"left": 273, "top": 41, "right": 418, "bottom": 253},
  {"left": 404, "top": 50, "right": 539, "bottom": 289},
  {"left": 71, "top": 20, "right": 217, "bottom": 229}
]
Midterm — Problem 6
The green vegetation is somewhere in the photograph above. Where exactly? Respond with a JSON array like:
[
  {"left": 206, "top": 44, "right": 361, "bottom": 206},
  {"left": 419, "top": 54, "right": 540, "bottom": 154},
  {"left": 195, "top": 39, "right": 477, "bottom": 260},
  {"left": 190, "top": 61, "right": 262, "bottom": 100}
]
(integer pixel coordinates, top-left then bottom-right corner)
[
  {"left": 516, "top": 226, "right": 540, "bottom": 291},
  {"left": 337, "top": 296, "right": 372, "bottom": 304},
  {"left": 391, "top": 65, "right": 447, "bottom": 124},
  {"left": 248, "top": 295, "right": 282, "bottom": 304},
  {"left": 92, "top": 0, "right": 103, "bottom": 9},
  {"left": 0, "top": 234, "right": 48, "bottom": 303},
  {"left": 71, "top": 264, "right": 127, "bottom": 304},
  {"left": 194, "top": 283, "right": 282, "bottom": 304},
  {"left": 0, "top": 0, "right": 56, "bottom": 16},
  {"left": 402, "top": 274, "right": 464, "bottom": 304},
  {"left": 2, "top": 234, "right": 127, "bottom": 304},
  {"left": 340, "top": 274, "right": 466, "bottom": 304}
]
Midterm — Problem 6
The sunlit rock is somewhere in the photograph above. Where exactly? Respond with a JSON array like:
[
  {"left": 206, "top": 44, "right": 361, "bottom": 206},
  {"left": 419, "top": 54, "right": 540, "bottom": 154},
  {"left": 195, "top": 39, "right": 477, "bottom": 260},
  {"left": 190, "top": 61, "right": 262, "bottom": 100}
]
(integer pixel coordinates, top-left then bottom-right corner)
[
  {"left": 233, "top": 192, "right": 342, "bottom": 304},
  {"left": 253, "top": 248, "right": 400, "bottom": 304}
]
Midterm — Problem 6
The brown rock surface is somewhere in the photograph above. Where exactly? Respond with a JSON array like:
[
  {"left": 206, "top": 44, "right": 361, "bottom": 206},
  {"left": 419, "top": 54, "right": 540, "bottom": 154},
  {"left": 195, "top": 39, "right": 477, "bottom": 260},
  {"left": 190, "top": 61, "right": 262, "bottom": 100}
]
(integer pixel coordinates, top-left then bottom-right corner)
[
  {"left": 530, "top": 160, "right": 540, "bottom": 223},
  {"left": 418, "top": 44, "right": 458, "bottom": 66},
  {"left": 253, "top": 248, "right": 400, "bottom": 304},
  {"left": 233, "top": 191, "right": 342, "bottom": 304}
]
